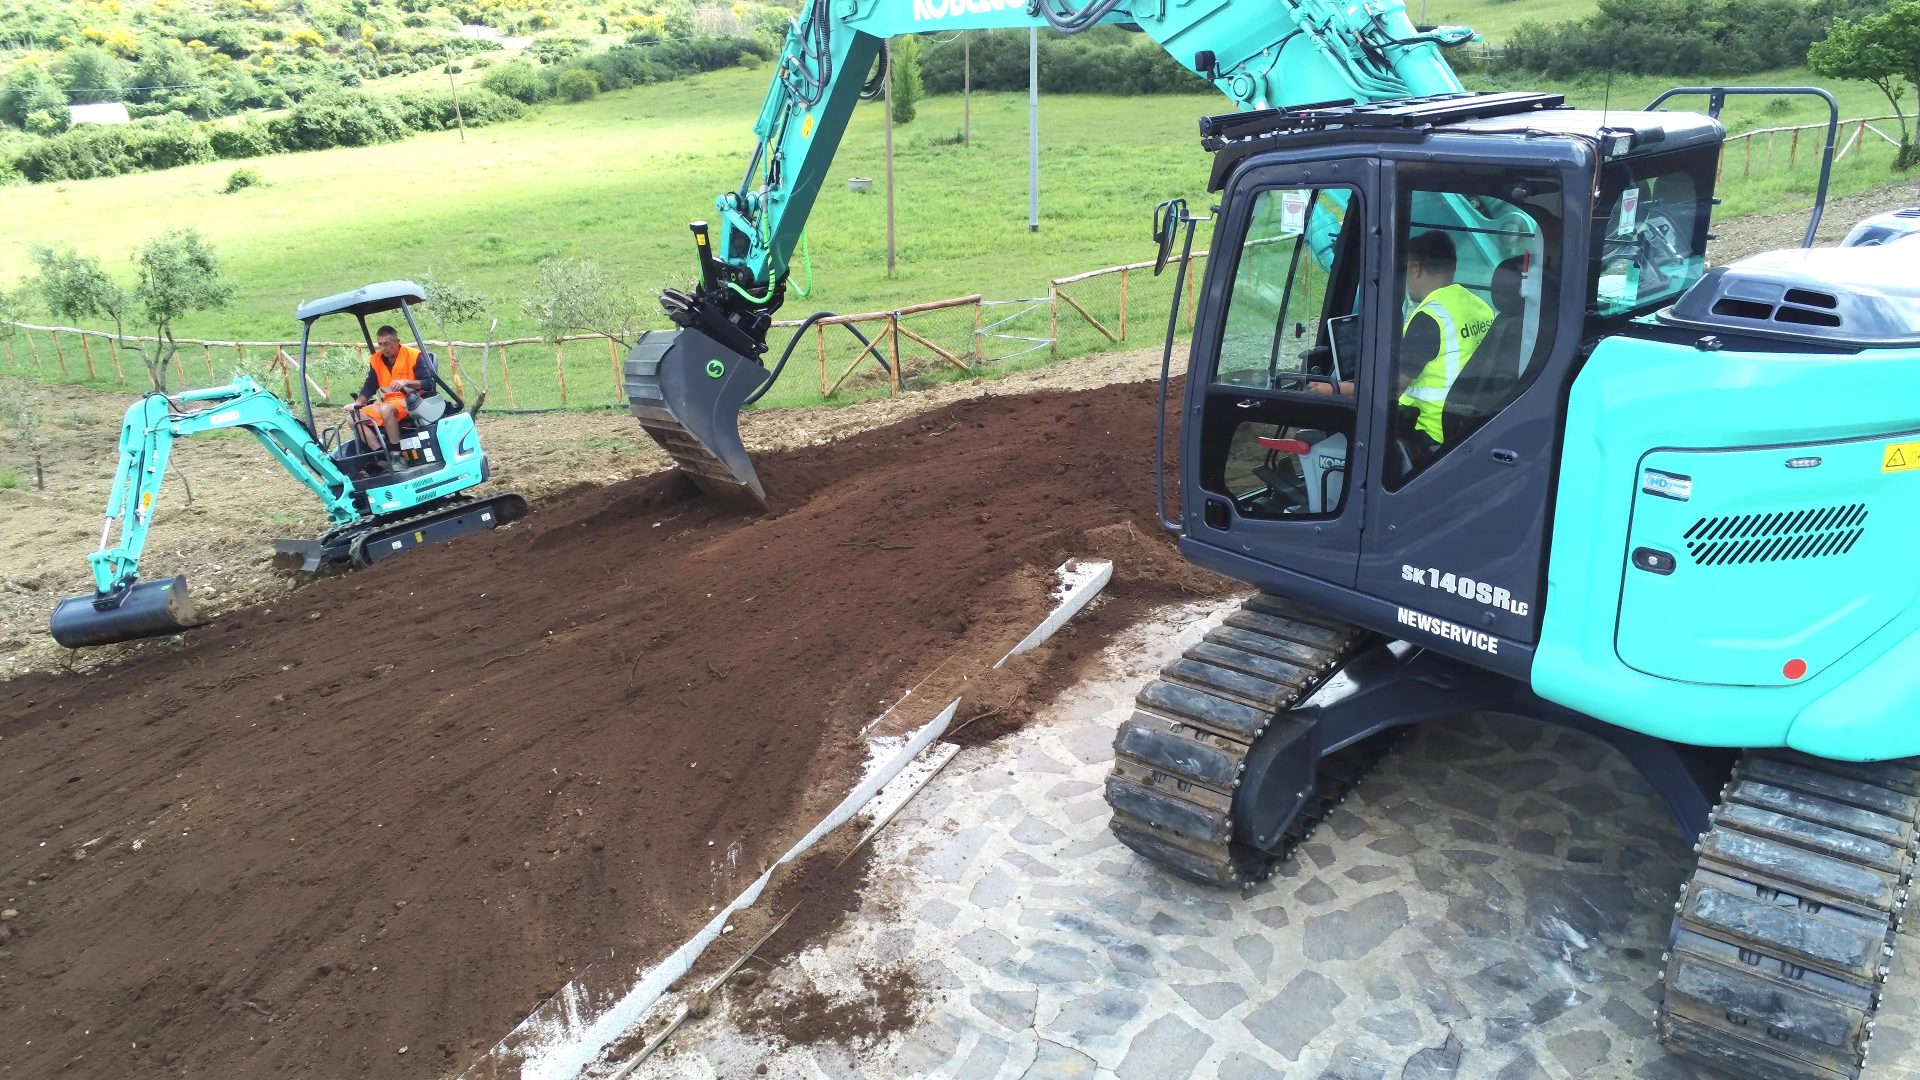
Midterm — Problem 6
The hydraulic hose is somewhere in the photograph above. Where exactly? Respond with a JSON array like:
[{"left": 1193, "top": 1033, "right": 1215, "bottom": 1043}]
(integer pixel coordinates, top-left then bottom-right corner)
[{"left": 744, "top": 311, "right": 880, "bottom": 407}]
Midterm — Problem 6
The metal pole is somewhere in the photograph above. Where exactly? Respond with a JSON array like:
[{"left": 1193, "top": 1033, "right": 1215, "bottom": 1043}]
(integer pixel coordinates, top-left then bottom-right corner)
[
  {"left": 885, "top": 47, "right": 898, "bottom": 276},
  {"left": 448, "top": 48, "right": 466, "bottom": 142},
  {"left": 963, "top": 34, "right": 971, "bottom": 150},
  {"left": 1028, "top": 28, "right": 1039, "bottom": 233}
]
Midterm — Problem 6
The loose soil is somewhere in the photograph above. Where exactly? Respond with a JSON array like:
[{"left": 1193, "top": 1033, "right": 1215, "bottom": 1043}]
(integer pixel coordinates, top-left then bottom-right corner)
[{"left": 0, "top": 378, "right": 1225, "bottom": 1080}]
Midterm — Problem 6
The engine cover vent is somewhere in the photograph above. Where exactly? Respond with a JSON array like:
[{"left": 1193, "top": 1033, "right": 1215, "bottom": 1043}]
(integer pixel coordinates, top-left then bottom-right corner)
[{"left": 1683, "top": 504, "right": 1867, "bottom": 567}]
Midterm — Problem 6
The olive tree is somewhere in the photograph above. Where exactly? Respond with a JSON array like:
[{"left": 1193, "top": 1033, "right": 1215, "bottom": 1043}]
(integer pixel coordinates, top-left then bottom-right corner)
[
  {"left": 131, "top": 229, "right": 236, "bottom": 392},
  {"left": 1810, "top": 0, "right": 1920, "bottom": 169},
  {"left": 522, "top": 258, "right": 645, "bottom": 346},
  {"left": 28, "top": 244, "right": 135, "bottom": 375},
  {"left": 0, "top": 376, "right": 48, "bottom": 491}
]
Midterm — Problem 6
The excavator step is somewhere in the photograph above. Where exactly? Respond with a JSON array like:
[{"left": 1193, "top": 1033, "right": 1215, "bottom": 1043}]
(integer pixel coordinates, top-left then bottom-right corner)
[
  {"left": 1104, "top": 592, "right": 1375, "bottom": 888},
  {"left": 1660, "top": 752, "right": 1920, "bottom": 1080}
]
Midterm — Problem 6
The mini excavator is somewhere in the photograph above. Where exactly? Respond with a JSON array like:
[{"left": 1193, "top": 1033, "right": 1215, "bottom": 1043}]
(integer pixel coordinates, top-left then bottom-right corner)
[
  {"left": 624, "top": 4, "right": 1920, "bottom": 1076},
  {"left": 49, "top": 282, "right": 527, "bottom": 648}
]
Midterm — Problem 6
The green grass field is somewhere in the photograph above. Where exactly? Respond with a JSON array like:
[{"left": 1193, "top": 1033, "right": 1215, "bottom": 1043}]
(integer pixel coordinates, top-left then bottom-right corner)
[{"left": 1, "top": 54, "right": 1911, "bottom": 409}]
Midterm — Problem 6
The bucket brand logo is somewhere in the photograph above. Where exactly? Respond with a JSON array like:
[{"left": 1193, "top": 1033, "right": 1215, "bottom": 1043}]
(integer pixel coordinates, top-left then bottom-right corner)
[
  {"left": 1397, "top": 607, "right": 1499, "bottom": 654},
  {"left": 912, "top": 0, "right": 1021, "bottom": 20},
  {"left": 706, "top": 359, "right": 727, "bottom": 379}
]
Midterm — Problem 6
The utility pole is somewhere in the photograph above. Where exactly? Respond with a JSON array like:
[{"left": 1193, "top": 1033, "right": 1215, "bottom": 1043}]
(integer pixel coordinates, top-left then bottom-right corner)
[
  {"left": 963, "top": 34, "right": 971, "bottom": 150},
  {"left": 1027, "top": 28, "right": 1039, "bottom": 232},
  {"left": 447, "top": 49, "right": 466, "bottom": 142},
  {"left": 885, "top": 44, "right": 898, "bottom": 276}
]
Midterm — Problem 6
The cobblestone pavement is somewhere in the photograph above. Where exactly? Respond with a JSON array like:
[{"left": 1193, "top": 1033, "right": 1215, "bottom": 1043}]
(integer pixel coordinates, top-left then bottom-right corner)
[{"left": 640, "top": 599, "right": 1920, "bottom": 1080}]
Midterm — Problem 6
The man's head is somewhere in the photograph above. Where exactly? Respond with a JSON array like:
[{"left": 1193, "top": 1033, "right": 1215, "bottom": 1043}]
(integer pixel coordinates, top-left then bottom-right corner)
[
  {"left": 1405, "top": 230, "right": 1457, "bottom": 302},
  {"left": 375, "top": 325, "right": 402, "bottom": 360}
]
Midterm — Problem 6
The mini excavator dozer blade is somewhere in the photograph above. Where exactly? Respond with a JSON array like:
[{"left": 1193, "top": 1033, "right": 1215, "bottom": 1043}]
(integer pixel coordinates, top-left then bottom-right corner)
[
  {"left": 48, "top": 574, "right": 202, "bottom": 649},
  {"left": 623, "top": 328, "right": 769, "bottom": 510}
]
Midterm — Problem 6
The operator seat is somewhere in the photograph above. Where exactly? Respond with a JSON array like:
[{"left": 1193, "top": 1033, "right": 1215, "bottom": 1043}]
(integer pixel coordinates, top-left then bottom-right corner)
[
  {"left": 1441, "top": 257, "right": 1528, "bottom": 445},
  {"left": 401, "top": 352, "right": 449, "bottom": 429}
]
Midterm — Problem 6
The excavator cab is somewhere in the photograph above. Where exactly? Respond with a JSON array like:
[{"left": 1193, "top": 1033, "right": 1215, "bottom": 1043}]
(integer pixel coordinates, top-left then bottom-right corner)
[{"left": 1172, "top": 93, "right": 1717, "bottom": 644}]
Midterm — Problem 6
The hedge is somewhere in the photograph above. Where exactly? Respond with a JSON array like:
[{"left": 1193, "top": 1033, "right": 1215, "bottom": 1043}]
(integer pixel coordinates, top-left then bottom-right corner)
[
  {"left": 920, "top": 29, "right": 1211, "bottom": 96},
  {"left": 1500, "top": 0, "right": 1888, "bottom": 77}
]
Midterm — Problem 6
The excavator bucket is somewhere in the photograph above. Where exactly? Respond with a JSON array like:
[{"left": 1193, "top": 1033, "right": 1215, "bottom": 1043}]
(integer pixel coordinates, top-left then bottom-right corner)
[
  {"left": 48, "top": 574, "right": 202, "bottom": 649},
  {"left": 623, "top": 328, "right": 769, "bottom": 510}
]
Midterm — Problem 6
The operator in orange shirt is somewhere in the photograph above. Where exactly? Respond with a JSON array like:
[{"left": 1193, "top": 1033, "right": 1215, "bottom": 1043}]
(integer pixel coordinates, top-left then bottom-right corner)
[{"left": 345, "top": 325, "right": 435, "bottom": 462}]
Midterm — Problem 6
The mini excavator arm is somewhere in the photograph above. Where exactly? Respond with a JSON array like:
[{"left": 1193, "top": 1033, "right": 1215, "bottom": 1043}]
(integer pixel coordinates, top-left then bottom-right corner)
[
  {"left": 632, "top": 0, "right": 1475, "bottom": 504},
  {"left": 85, "top": 377, "right": 359, "bottom": 598}
]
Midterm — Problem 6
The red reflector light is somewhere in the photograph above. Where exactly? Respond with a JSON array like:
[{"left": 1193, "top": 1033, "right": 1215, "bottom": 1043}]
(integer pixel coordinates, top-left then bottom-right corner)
[
  {"left": 1256, "top": 437, "right": 1312, "bottom": 455},
  {"left": 1783, "top": 658, "right": 1807, "bottom": 680}
]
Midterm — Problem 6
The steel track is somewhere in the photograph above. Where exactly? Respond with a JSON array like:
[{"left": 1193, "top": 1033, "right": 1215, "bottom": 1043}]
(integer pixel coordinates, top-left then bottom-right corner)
[
  {"left": 1102, "top": 593, "right": 1388, "bottom": 888},
  {"left": 1659, "top": 751, "right": 1920, "bottom": 1080}
]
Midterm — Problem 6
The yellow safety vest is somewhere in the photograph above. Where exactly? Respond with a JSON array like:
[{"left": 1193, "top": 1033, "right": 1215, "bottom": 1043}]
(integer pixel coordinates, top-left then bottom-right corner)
[{"left": 1397, "top": 283, "right": 1496, "bottom": 444}]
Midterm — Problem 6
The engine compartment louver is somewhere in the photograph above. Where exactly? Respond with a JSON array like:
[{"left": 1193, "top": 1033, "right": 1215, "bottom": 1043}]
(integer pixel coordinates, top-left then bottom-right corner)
[{"left": 1682, "top": 504, "right": 1867, "bottom": 567}]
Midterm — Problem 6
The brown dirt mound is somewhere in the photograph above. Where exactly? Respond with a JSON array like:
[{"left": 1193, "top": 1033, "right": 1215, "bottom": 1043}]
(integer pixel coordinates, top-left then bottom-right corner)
[{"left": 0, "top": 378, "right": 1227, "bottom": 1079}]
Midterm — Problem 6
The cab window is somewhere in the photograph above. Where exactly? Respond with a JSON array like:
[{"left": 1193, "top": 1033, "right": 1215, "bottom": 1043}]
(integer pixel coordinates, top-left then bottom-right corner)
[
  {"left": 1202, "top": 185, "right": 1365, "bottom": 520},
  {"left": 1385, "top": 164, "right": 1563, "bottom": 490},
  {"left": 1588, "top": 147, "right": 1714, "bottom": 322}
]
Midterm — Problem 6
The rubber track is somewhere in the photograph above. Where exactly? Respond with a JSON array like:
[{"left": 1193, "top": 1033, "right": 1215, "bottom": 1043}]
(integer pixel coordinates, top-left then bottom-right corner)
[
  {"left": 1659, "top": 750, "right": 1920, "bottom": 1080},
  {"left": 1102, "top": 593, "right": 1379, "bottom": 888},
  {"left": 345, "top": 491, "right": 530, "bottom": 566}
]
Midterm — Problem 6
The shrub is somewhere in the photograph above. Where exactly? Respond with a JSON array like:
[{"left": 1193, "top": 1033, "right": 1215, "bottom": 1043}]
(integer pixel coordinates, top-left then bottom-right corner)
[
  {"left": 919, "top": 29, "right": 1209, "bottom": 95},
  {"left": 24, "top": 106, "right": 68, "bottom": 136},
  {"left": 480, "top": 60, "right": 547, "bottom": 103},
  {"left": 210, "top": 118, "right": 275, "bottom": 159},
  {"left": 222, "top": 166, "right": 261, "bottom": 193},
  {"left": 393, "top": 86, "right": 526, "bottom": 130},
  {"left": 555, "top": 66, "right": 600, "bottom": 102},
  {"left": 1501, "top": 0, "right": 1881, "bottom": 77},
  {"left": 133, "top": 122, "right": 215, "bottom": 170},
  {"left": 267, "top": 90, "right": 410, "bottom": 151}
]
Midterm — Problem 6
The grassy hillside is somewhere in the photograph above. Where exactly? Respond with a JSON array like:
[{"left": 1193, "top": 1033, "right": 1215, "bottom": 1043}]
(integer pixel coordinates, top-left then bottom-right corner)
[{"left": 0, "top": 58, "right": 1909, "bottom": 401}]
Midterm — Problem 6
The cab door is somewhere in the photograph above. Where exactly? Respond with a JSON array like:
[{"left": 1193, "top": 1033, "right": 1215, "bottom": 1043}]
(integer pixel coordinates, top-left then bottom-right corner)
[
  {"left": 1354, "top": 153, "right": 1582, "bottom": 644},
  {"left": 1181, "top": 155, "right": 1378, "bottom": 587}
]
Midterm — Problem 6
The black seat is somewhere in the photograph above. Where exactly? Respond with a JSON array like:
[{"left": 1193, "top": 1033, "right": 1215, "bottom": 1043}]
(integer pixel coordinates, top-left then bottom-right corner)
[{"left": 1442, "top": 257, "right": 1529, "bottom": 445}]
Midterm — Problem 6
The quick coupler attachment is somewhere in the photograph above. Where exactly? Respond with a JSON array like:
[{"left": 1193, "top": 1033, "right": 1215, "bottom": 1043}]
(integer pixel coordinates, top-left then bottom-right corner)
[{"left": 49, "top": 574, "right": 202, "bottom": 649}]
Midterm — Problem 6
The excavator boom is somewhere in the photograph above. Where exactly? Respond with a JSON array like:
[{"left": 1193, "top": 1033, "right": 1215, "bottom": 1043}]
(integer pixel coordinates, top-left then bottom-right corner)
[{"left": 627, "top": 0, "right": 1475, "bottom": 503}]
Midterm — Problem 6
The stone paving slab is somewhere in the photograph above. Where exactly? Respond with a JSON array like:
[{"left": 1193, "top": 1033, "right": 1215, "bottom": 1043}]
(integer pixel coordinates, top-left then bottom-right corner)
[{"left": 637, "top": 600, "right": 1920, "bottom": 1080}]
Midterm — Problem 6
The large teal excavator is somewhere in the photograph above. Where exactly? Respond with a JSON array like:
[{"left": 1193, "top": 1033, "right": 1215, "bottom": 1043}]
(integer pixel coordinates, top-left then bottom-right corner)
[
  {"left": 49, "top": 283, "right": 527, "bottom": 648},
  {"left": 628, "top": 4, "right": 1920, "bottom": 1077}
]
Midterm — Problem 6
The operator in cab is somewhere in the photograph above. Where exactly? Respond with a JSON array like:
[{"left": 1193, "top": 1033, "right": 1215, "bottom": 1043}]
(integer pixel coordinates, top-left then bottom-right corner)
[
  {"left": 1306, "top": 230, "right": 1494, "bottom": 455},
  {"left": 346, "top": 325, "right": 435, "bottom": 461},
  {"left": 1395, "top": 230, "right": 1495, "bottom": 451}
]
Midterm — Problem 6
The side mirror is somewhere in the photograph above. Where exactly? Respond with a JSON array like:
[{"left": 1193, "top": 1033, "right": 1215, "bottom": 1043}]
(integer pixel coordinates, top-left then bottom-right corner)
[{"left": 1152, "top": 198, "right": 1187, "bottom": 277}]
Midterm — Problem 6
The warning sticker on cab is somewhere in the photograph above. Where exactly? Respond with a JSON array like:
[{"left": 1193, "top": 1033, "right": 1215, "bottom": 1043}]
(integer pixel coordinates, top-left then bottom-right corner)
[{"left": 1882, "top": 441, "right": 1920, "bottom": 472}]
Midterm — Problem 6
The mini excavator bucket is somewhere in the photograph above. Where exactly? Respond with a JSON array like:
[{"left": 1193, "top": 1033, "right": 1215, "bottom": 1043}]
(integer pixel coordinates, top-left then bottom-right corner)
[
  {"left": 623, "top": 328, "right": 769, "bottom": 509},
  {"left": 48, "top": 575, "right": 202, "bottom": 649}
]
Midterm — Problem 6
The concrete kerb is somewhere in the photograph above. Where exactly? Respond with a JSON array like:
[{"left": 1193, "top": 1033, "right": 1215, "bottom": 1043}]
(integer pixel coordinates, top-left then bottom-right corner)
[{"left": 464, "top": 560, "right": 1115, "bottom": 1079}]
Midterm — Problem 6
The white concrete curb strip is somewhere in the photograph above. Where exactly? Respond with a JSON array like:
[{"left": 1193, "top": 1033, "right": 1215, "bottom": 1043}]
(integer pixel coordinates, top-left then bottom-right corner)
[{"left": 996, "top": 559, "right": 1113, "bottom": 668}]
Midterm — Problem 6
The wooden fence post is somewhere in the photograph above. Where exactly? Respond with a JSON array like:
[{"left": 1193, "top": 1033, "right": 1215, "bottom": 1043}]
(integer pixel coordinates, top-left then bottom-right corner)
[
  {"left": 446, "top": 343, "right": 466, "bottom": 396},
  {"left": 889, "top": 313, "right": 902, "bottom": 395},
  {"left": 499, "top": 345, "right": 517, "bottom": 408},
  {"left": 52, "top": 331, "right": 70, "bottom": 377},
  {"left": 275, "top": 348, "right": 295, "bottom": 399},
  {"left": 972, "top": 299, "right": 984, "bottom": 359},
  {"left": 1789, "top": 127, "right": 1800, "bottom": 170},
  {"left": 1118, "top": 267, "right": 1129, "bottom": 341},
  {"left": 234, "top": 343, "right": 245, "bottom": 385},
  {"left": 817, "top": 322, "right": 828, "bottom": 396},
  {"left": 1049, "top": 286, "right": 1059, "bottom": 356},
  {"left": 172, "top": 344, "right": 187, "bottom": 390},
  {"left": 25, "top": 330, "right": 42, "bottom": 375},
  {"left": 1743, "top": 136, "right": 1752, "bottom": 178},
  {"left": 79, "top": 333, "right": 99, "bottom": 382},
  {"left": 202, "top": 343, "right": 215, "bottom": 381},
  {"left": 607, "top": 337, "right": 620, "bottom": 402},
  {"left": 554, "top": 343, "right": 568, "bottom": 406},
  {"left": 107, "top": 335, "right": 126, "bottom": 385}
]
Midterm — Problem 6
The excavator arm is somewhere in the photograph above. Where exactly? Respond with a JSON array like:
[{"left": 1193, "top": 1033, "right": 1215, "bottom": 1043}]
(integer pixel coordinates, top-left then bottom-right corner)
[
  {"left": 49, "top": 377, "right": 360, "bottom": 648},
  {"left": 628, "top": 0, "right": 1476, "bottom": 504}
]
